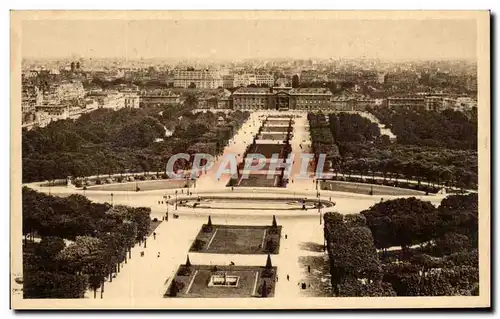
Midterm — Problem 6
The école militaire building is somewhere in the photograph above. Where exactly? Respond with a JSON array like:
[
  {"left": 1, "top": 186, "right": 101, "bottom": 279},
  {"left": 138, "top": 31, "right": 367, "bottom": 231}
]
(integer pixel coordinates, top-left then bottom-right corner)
[{"left": 232, "top": 86, "right": 333, "bottom": 111}]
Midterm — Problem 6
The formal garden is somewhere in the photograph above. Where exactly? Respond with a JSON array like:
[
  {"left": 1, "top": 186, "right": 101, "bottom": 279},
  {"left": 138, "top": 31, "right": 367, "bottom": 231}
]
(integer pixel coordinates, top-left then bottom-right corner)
[
  {"left": 189, "top": 216, "right": 281, "bottom": 254},
  {"left": 166, "top": 255, "right": 277, "bottom": 298}
]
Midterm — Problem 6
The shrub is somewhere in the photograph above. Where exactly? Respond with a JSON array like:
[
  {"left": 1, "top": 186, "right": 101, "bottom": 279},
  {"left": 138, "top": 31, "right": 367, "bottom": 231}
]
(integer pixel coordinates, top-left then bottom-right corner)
[
  {"left": 167, "top": 279, "right": 185, "bottom": 297},
  {"left": 261, "top": 268, "right": 274, "bottom": 278},
  {"left": 265, "top": 239, "right": 278, "bottom": 254},
  {"left": 177, "top": 265, "right": 192, "bottom": 276},
  {"left": 191, "top": 239, "right": 206, "bottom": 251},
  {"left": 202, "top": 224, "right": 213, "bottom": 233},
  {"left": 257, "top": 281, "right": 272, "bottom": 297}
]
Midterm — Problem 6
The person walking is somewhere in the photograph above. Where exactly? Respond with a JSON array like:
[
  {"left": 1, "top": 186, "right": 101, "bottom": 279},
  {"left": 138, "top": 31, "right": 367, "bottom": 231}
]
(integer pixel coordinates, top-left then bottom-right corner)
[
  {"left": 286, "top": 274, "right": 290, "bottom": 281},
  {"left": 153, "top": 232, "right": 156, "bottom": 240},
  {"left": 157, "top": 252, "right": 161, "bottom": 258}
]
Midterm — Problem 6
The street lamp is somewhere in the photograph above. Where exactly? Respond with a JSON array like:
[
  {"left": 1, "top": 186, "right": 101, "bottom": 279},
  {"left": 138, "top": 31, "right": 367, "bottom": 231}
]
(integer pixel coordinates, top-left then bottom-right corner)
[
  {"left": 175, "top": 190, "right": 178, "bottom": 210},
  {"left": 111, "top": 193, "right": 114, "bottom": 207},
  {"left": 318, "top": 192, "right": 322, "bottom": 225}
]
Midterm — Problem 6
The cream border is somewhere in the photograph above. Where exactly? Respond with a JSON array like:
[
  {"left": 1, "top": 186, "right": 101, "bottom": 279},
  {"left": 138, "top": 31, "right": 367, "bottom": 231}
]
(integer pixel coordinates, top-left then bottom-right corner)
[{"left": 10, "top": 10, "right": 491, "bottom": 309}]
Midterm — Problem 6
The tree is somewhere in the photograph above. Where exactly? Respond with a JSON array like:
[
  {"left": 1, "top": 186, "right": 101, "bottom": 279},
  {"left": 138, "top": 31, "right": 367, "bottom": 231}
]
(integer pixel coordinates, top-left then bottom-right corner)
[
  {"left": 36, "top": 236, "right": 66, "bottom": 261},
  {"left": 271, "top": 215, "right": 277, "bottom": 228},
  {"left": 435, "top": 232, "right": 471, "bottom": 256},
  {"left": 261, "top": 280, "right": 268, "bottom": 297},
  {"left": 23, "top": 270, "right": 88, "bottom": 299},
  {"left": 207, "top": 215, "right": 212, "bottom": 227},
  {"left": 265, "top": 239, "right": 277, "bottom": 254},
  {"left": 265, "top": 254, "right": 273, "bottom": 269},
  {"left": 291, "top": 75, "right": 300, "bottom": 88},
  {"left": 169, "top": 279, "right": 179, "bottom": 297},
  {"left": 344, "top": 214, "right": 367, "bottom": 228},
  {"left": 185, "top": 255, "right": 192, "bottom": 267}
]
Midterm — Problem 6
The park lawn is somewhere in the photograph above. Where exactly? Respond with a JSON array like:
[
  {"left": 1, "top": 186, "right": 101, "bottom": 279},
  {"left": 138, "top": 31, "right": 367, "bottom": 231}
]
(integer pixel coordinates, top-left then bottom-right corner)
[
  {"left": 167, "top": 265, "right": 277, "bottom": 298},
  {"left": 321, "top": 180, "right": 426, "bottom": 196},
  {"left": 262, "top": 126, "right": 289, "bottom": 133},
  {"left": 190, "top": 224, "right": 282, "bottom": 254}
]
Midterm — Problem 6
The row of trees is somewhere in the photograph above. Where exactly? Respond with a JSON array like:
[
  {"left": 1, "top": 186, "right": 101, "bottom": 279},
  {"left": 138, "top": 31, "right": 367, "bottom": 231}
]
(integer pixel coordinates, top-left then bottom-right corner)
[
  {"left": 323, "top": 212, "right": 396, "bottom": 297},
  {"left": 308, "top": 113, "right": 339, "bottom": 173},
  {"left": 368, "top": 107, "right": 477, "bottom": 151},
  {"left": 308, "top": 111, "right": 478, "bottom": 190},
  {"left": 324, "top": 194, "right": 479, "bottom": 296},
  {"left": 23, "top": 187, "right": 152, "bottom": 298},
  {"left": 361, "top": 194, "right": 478, "bottom": 252},
  {"left": 22, "top": 104, "right": 250, "bottom": 182}
]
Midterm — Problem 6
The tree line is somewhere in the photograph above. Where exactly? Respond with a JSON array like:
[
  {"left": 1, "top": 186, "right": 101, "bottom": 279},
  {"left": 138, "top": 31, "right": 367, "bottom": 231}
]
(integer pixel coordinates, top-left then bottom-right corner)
[
  {"left": 368, "top": 107, "right": 477, "bottom": 150},
  {"left": 324, "top": 193, "right": 478, "bottom": 296},
  {"left": 22, "top": 104, "right": 250, "bottom": 182},
  {"left": 308, "top": 111, "right": 477, "bottom": 190},
  {"left": 22, "top": 187, "right": 152, "bottom": 298}
]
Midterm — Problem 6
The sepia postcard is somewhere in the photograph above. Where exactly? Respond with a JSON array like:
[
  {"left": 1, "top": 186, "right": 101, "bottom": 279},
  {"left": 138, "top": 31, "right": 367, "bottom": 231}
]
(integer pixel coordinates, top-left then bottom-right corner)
[{"left": 10, "top": 10, "right": 491, "bottom": 310}]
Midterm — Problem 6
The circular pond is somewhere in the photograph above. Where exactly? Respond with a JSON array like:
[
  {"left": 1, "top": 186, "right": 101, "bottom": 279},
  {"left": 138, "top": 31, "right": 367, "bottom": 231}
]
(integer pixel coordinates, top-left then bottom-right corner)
[{"left": 171, "top": 196, "right": 335, "bottom": 211}]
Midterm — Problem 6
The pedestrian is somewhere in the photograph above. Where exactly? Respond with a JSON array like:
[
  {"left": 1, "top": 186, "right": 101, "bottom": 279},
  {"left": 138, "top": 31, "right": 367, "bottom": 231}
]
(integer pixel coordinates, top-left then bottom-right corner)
[
  {"left": 287, "top": 274, "right": 290, "bottom": 281},
  {"left": 285, "top": 234, "right": 287, "bottom": 239},
  {"left": 276, "top": 275, "right": 278, "bottom": 282},
  {"left": 308, "top": 265, "right": 311, "bottom": 273},
  {"left": 157, "top": 252, "right": 161, "bottom": 258}
]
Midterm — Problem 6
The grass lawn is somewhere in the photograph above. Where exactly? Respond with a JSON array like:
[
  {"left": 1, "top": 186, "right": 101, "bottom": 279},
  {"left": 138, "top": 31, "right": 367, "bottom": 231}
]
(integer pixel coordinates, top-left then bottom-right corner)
[
  {"left": 190, "top": 224, "right": 282, "bottom": 254},
  {"left": 321, "top": 180, "right": 426, "bottom": 196},
  {"left": 166, "top": 265, "right": 277, "bottom": 298},
  {"left": 147, "top": 220, "right": 163, "bottom": 237}
]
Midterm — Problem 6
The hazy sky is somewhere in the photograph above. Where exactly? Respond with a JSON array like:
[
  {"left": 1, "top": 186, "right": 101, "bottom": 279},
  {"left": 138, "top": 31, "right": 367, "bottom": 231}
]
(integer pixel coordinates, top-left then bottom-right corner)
[{"left": 22, "top": 19, "right": 477, "bottom": 60}]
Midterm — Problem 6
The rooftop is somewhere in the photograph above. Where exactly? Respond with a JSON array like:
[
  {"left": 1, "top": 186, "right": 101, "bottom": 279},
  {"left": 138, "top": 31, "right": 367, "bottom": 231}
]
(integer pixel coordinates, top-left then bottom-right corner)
[
  {"left": 233, "top": 87, "right": 271, "bottom": 95},
  {"left": 289, "top": 88, "right": 332, "bottom": 95}
]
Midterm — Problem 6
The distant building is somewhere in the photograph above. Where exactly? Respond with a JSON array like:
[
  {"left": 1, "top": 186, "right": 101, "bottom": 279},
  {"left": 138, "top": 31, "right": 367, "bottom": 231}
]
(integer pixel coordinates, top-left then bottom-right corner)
[
  {"left": 222, "top": 75, "right": 235, "bottom": 88},
  {"left": 139, "top": 90, "right": 181, "bottom": 107},
  {"left": 255, "top": 74, "right": 275, "bottom": 87},
  {"left": 101, "top": 92, "right": 125, "bottom": 110},
  {"left": 300, "top": 70, "right": 328, "bottom": 83},
  {"left": 232, "top": 87, "right": 270, "bottom": 110},
  {"left": 173, "top": 69, "right": 223, "bottom": 89},
  {"left": 232, "top": 86, "right": 332, "bottom": 111},
  {"left": 121, "top": 89, "right": 140, "bottom": 109},
  {"left": 43, "top": 80, "right": 85, "bottom": 104},
  {"left": 387, "top": 96, "right": 426, "bottom": 110},
  {"left": 22, "top": 85, "right": 43, "bottom": 115}
]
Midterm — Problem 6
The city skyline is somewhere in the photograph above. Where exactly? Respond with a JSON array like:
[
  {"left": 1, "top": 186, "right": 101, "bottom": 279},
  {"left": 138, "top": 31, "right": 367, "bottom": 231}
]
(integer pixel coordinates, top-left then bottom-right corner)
[{"left": 22, "top": 18, "right": 477, "bottom": 61}]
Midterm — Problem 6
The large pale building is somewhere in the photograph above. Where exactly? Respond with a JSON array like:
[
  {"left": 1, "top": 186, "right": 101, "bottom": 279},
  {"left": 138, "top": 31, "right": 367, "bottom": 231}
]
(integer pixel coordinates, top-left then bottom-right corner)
[
  {"left": 43, "top": 80, "right": 86, "bottom": 104},
  {"left": 139, "top": 90, "right": 181, "bottom": 107},
  {"left": 173, "top": 69, "right": 223, "bottom": 89},
  {"left": 232, "top": 86, "right": 333, "bottom": 111}
]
